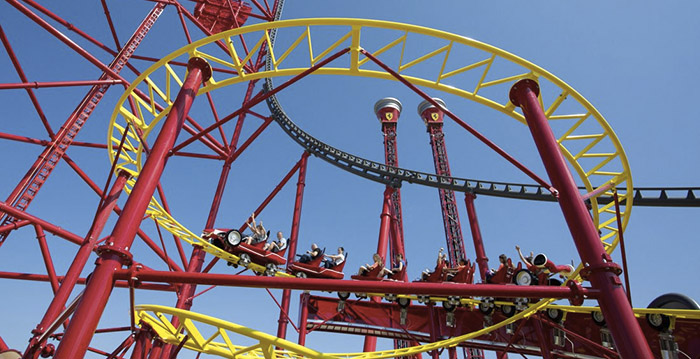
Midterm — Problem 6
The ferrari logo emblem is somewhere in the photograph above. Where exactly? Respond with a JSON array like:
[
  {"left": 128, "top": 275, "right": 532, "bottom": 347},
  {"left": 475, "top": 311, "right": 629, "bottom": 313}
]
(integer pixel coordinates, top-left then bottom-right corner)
[
  {"left": 385, "top": 113, "right": 393, "bottom": 121},
  {"left": 431, "top": 113, "right": 439, "bottom": 121}
]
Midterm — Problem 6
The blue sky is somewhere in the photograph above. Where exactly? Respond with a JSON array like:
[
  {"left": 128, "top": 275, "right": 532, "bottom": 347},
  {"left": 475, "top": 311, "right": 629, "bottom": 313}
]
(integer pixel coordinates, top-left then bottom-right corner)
[{"left": 1, "top": 1, "right": 699, "bottom": 358}]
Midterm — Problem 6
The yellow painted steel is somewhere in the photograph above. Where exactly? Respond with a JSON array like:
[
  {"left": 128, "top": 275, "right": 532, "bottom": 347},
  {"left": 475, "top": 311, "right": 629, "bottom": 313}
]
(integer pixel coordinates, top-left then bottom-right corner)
[
  {"left": 136, "top": 302, "right": 700, "bottom": 359},
  {"left": 136, "top": 300, "right": 550, "bottom": 359},
  {"left": 136, "top": 303, "right": 700, "bottom": 359},
  {"left": 108, "top": 19, "right": 633, "bottom": 274}
]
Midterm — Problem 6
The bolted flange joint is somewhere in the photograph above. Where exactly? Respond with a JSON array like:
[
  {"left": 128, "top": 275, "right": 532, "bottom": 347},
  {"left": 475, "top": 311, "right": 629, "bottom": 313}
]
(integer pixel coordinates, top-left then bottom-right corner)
[
  {"left": 509, "top": 79, "right": 540, "bottom": 108},
  {"left": 579, "top": 253, "right": 623, "bottom": 282},
  {"left": 187, "top": 56, "right": 213, "bottom": 82},
  {"left": 566, "top": 280, "right": 585, "bottom": 306},
  {"left": 96, "top": 241, "right": 134, "bottom": 266}
]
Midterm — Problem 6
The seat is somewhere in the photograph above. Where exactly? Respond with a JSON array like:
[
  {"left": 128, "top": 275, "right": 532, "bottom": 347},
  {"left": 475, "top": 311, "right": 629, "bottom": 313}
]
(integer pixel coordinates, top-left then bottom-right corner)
[
  {"left": 0, "top": 351, "right": 22, "bottom": 359},
  {"left": 487, "top": 258, "right": 520, "bottom": 284},
  {"left": 330, "top": 252, "right": 348, "bottom": 272}
]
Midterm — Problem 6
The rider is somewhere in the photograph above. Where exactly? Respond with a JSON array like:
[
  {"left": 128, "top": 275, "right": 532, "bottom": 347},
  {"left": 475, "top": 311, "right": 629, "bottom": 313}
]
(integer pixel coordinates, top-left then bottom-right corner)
[
  {"left": 379, "top": 253, "right": 405, "bottom": 278},
  {"left": 516, "top": 245, "right": 573, "bottom": 276},
  {"left": 357, "top": 253, "right": 383, "bottom": 276},
  {"left": 322, "top": 247, "right": 345, "bottom": 269},
  {"left": 243, "top": 213, "right": 267, "bottom": 245},
  {"left": 263, "top": 231, "right": 287, "bottom": 252},
  {"left": 445, "top": 258, "right": 468, "bottom": 281},
  {"left": 299, "top": 243, "right": 322, "bottom": 263},
  {"left": 421, "top": 248, "right": 447, "bottom": 280}
]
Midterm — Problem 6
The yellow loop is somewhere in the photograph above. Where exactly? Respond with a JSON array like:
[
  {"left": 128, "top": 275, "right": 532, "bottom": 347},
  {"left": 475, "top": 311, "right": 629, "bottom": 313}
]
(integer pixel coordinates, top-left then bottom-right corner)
[{"left": 109, "top": 18, "right": 632, "bottom": 296}]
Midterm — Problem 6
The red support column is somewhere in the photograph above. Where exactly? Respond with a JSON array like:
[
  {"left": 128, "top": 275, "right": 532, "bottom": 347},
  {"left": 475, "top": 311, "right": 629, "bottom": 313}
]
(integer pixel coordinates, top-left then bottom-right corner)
[
  {"left": 130, "top": 328, "right": 153, "bottom": 359},
  {"left": 426, "top": 304, "right": 440, "bottom": 359},
  {"left": 376, "top": 187, "right": 394, "bottom": 261},
  {"left": 363, "top": 186, "right": 394, "bottom": 352},
  {"left": 418, "top": 98, "right": 467, "bottom": 265},
  {"left": 277, "top": 151, "right": 310, "bottom": 339},
  {"left": 374, "top": 97, "right": 413, "bottom": 354},
  {"left": 532, "top": 316, "right": 553, "bottom": 359},
  {"left": 34, "top": 226, "right": 60, "bottom": 294},
  {"left": 374, "top": 98, "right": 406, "bottom": 260},
  {"left": 509, "top": 79, "right": 652, "bottom": 359},
  {"left": 25, "top": 170, "right": 130, "bottom": 358},
  {"left": 298, "top": 292, "right": 310, "bottom": 346},
  {"left": 464, "top": 193, "right": 489, "bottom": 281},
  {"left": 448, "top": 347, "right": 457, "bottom": 359},
  {"left": 148, "top": 340, "right": 163, "bottom": 359},
  {"left": 52, "top": 57, "right": 212, "bottom": 359}
]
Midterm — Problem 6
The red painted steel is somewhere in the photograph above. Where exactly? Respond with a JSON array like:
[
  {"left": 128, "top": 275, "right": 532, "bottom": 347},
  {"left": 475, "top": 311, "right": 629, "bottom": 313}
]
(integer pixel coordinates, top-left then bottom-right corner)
[
  {"left": 100, "top": 0, "right": 121, "bottom": 50},
  {"left": 0, "top": 219, "right": 30, "bottom": 233},
  {"left": 614, "top": 192, "right": 633, "bottom": 304},
  {"left": 171, "top": 48, "right": 350, "bottom": 153},
  {"left": 377, "top": 187, "right": 394, "bottom": 262},
  {"left": 0, "top": 201, "right": 83, "bottom": 245},
  {"left": 277, "top": 152, "right": 310, "bottom": 339},
  {"left": 419, "top": 100, "right": 467, "bottom": 264},
  {"left": 375, "top": 99, "right": 407, "bottom": 261},
  {"left": 112, "top": 268, "right": 597, "bottom": 299},
  {"left": 130, "top": 328, "right": 153, "bottom": 359},
  {"left": 198, "top": 154, "right": 306, "bottom": 275},
  {"left": 362, "top": 187, "right": 395, "bottom": 351},
  {"left": 194, "top": 0, "right": 251, "bottom": 34},
  {"left": 0, "top": 25, "right": 53, "bottom": 138},
  {"left": 20, "top": 0, "right": 124, "bottom": 60},
  {"left": 448, "top": 347, "right": 457, "bottom": 359},
  {"left": 532, "top": 317, "right": 552, "bottom": 359},
  {"left": 298, "top": 293, "right": 310, "bottom": 345},
  {"left": 375, "top": 97, "right": 412, "bottom": 355},
  {"left": 0, "top": 80, "right": 124, "bottom": 90},
  {"left": 362, "top": 329, "right": 378, "bottom": 352},
  {"left": 360, "top": 50, "right": 554, "bottom": 192},
  {"left": 34, "top": 226, "right": 59, "bottom": 295},
  {"left": 307, "top": 295, "right": 698, "bottom": 358},
  {"left": 0, "top": 271, "right": 175, "bottom": 292},
  {"left": 426, "top": 304, "right": 440, "bottom": 359},
  {"left": 464, "top": 193, "right": 489, "bottom": 281},
  {"left": 52, "top": 57, "right": 211, "bottom": 359},
  {"left": 508, "top": 79, "right": 653, "bottom": 358},
  {"left": 60, "top": 157, "right": 184, "bottom": 272},
  {"left": 0, "top": 2, "right": 165, "bottom": 244},
  {"left": 148, "top": 341, "right": 163, "bottom": 359}
]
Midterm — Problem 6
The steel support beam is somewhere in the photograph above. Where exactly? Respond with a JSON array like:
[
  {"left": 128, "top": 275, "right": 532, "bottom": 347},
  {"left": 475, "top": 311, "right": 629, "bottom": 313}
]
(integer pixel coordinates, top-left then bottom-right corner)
[
  {"left": 277, "top": 152, "right": 310, "bottom": 339},
  {"left": 113, "top": 268, "right": 598, "bottom": 299},
  {"left": 464, "top": 193, "right": 489, "bottom": 281},
  {"left": 52, "top": 57, "right": 211, "bottom": 359},
  {"left": 508, "top": 79, "right": 652, "bottom": 358}
]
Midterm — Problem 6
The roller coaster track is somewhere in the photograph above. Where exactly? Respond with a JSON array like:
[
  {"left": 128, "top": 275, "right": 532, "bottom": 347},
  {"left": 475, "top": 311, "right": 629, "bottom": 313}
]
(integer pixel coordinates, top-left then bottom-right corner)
[
  {"left": 134, "top": 303, "right": 700, "bottom": 359},
  {"left": 107, "top": 18, "right": 645, "bottom": 277},
  {"left": 135, "top": 302, "right": 550, "bottom": 359},
  {"left": 265, "top": 81, "right": 700, "bottom": 207},
  {"left": 103, "top": 19, "right": 700, "bottom": 359}
]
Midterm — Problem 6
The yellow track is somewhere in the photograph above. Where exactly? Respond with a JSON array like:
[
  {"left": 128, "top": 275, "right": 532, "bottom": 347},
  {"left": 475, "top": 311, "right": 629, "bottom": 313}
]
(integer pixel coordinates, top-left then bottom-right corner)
[
  {"left": 136, "top": 303, "right": 700, "bottom": 359},
  {"left": 108, "top": 19, "right": 633, "bottom": 275},
  {"left": 136, "top": 301, "right": 549, "bottom": 359}
]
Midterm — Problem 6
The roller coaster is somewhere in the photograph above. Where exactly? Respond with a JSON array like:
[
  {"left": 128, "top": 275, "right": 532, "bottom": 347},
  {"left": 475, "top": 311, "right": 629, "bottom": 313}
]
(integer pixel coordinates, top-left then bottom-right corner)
[{"left": 0, "top": 2, "right": 698, "bottom": 359}]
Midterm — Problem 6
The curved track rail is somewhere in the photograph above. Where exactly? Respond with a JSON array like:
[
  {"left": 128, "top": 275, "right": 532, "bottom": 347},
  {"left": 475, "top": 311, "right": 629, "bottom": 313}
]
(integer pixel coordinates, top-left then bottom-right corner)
[
  {"left": 135, "top": 303, "right": 700, "bottom": 359},
  {"left": 264, "top": 80, "right": 700, "bottom": 207},
  {"left": 108, "top": 19, "right": 639, "bottom": 267},
  {"left": 136, "top": 302, "right": 551, "bottom": 359},
  {"left": 102, "top": 18, "right": 647, "bottom": 356}
]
